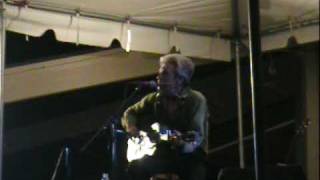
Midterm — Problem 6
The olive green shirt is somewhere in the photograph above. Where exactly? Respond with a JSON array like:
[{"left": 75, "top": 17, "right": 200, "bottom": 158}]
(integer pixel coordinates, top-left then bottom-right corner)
[{"left": 121, "top": 88, "right": 209, "bottom": 150}]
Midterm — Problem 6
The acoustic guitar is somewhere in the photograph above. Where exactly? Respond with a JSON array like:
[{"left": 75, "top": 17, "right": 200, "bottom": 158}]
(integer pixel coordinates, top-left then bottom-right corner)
[{"left": 126, "top": 122, "right": 199, "bottom": 162}]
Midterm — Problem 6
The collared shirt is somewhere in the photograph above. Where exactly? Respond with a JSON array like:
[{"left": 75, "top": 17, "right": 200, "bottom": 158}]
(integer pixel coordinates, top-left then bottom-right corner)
[{"left": 121, "top": 88, "right": 209, "bottom": 150}]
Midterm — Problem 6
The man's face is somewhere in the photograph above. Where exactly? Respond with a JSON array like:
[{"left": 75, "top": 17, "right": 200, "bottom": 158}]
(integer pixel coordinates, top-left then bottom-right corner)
[{"left": 157, "top": 62, "right": 182, "bottom": 97}]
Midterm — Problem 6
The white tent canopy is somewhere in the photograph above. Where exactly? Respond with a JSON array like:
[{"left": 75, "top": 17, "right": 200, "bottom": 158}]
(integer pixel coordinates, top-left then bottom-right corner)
[{"left": 3, "top": 0, "right": 319, "bottom": 61}]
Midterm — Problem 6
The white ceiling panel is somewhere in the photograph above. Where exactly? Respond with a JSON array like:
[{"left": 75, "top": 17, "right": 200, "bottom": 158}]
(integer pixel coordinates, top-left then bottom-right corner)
[{"left": 3, "top": 0, "right": 319, "bottom": 60}]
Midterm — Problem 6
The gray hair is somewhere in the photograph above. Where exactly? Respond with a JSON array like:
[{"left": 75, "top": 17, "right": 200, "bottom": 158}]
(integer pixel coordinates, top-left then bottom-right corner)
[{"left": 160, "top": 54, "right": 195, "bottom": 84}]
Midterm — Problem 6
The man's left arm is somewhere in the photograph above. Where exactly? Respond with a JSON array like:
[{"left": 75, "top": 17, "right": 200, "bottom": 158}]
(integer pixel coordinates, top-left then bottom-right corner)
[{"left": 183, "top": 92, "right": 209, "bottom": 153}]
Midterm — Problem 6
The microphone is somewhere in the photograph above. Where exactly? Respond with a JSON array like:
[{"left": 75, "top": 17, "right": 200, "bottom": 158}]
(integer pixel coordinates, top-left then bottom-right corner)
[{"left": 129, "top": 80, "right": 158, "bottom": 90}]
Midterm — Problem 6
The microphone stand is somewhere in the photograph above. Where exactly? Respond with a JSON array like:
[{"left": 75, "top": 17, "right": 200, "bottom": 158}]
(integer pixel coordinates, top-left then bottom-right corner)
[
  {"left": 50, "top": 148, "right": 64, "bottom": 180},
  {"left": 79, "top": 86, "right": 147, "bottom": 178},
  {"left": 50, "top": 146, "right": 71, "bottom": 180}
]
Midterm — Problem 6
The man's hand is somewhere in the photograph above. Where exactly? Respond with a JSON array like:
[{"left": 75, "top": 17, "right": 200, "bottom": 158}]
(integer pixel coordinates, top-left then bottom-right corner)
[
  {"left": 182, "top": 142, "right": 198, "bottom": 153},
  {"left": 181, "top": 131, "right": 202, "bottom": 153},
  {"left": 127, "top": 125, "right": 139, "bottom": 136},
  {"left": 171, "top": 130, "right": 184, "bottom": 146}
]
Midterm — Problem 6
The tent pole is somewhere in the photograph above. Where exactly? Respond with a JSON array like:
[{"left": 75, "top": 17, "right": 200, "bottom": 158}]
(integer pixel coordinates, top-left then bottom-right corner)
[
  {"left": 231, "top": 0, "right": 245, "bottom": 169},
  {"left": 247, "top": 0, "right": 264, "bottom": 180},
  {"left": 235, "top": 41, "right": 245, "bottom": 168},
  {"left": 0, "top": 1, "right": 5, "bottom": 180}
]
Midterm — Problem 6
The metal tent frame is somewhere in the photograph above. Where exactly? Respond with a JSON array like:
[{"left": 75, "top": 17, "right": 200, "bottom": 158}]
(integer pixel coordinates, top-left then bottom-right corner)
[{"left": 0, "top": 1, "right": 6, "bottom": 180}]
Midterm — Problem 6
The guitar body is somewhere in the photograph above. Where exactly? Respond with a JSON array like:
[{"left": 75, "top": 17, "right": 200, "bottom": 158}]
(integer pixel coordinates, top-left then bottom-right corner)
[
  {"left": 126, "top": 122, "right": 199, "bottom": 162},
  {"left": 127, "top": 131, "right": 157, "bottom": 162}
]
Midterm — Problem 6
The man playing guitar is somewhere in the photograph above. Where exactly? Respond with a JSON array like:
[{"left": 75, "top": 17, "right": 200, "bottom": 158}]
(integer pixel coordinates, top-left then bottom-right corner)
[{"left": 121, "top": 54, "right": 209, "bottom": 180}]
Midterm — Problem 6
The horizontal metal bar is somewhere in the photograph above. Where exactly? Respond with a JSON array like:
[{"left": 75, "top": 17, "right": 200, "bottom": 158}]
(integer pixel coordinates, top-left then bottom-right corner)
[{"left": 208, "top": 120, "right": 295, "bottom": 154}]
